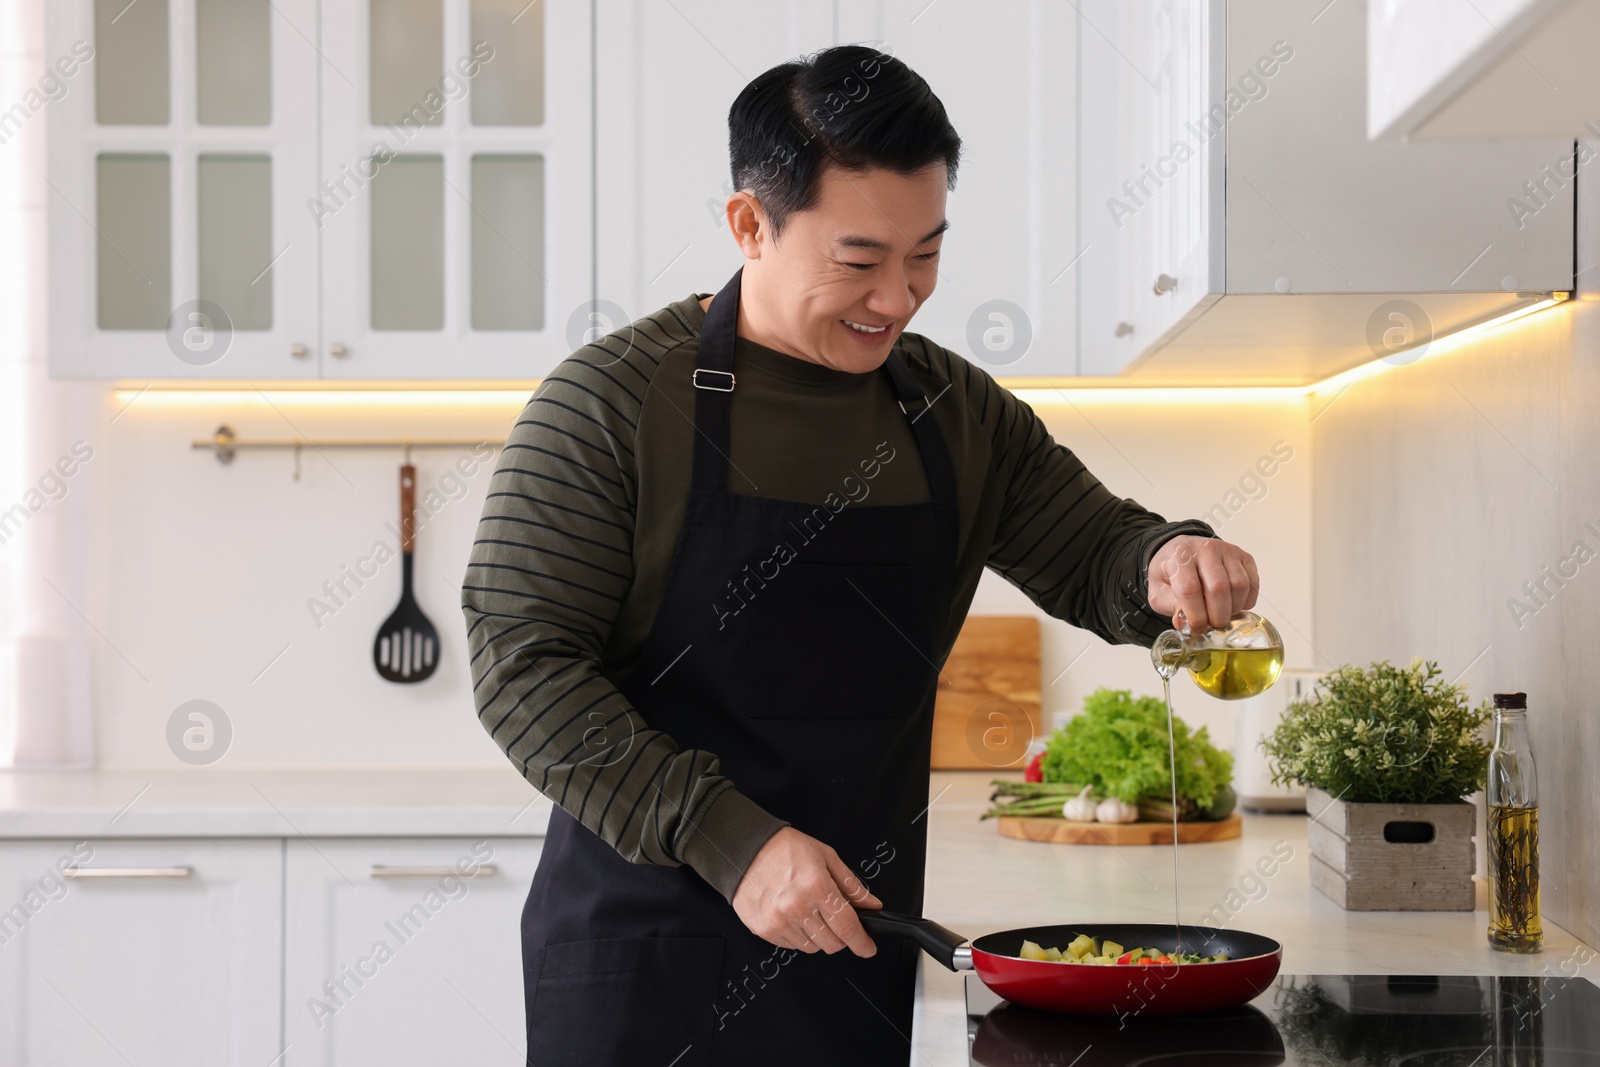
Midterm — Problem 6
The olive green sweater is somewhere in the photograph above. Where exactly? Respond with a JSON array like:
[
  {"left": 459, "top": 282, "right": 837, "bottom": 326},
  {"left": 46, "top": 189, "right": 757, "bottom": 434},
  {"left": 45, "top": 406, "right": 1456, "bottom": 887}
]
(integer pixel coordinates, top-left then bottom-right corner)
[{"left": 461, "top": 293, "right": 1212, "bottom": 903}]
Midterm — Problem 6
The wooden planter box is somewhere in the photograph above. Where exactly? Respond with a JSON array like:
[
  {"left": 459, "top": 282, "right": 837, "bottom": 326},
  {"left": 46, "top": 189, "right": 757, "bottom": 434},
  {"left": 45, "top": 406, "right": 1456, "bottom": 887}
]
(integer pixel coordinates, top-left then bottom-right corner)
[{"left": 1305, "top": 787, "right": 1475, "bottom": 911}]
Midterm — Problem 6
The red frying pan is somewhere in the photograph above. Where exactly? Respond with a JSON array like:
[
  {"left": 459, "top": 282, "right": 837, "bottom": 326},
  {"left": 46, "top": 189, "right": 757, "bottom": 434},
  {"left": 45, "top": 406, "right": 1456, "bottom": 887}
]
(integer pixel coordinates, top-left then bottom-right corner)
[{"left": 858, "top": 911, "right": 1282, "bottom": 1016}]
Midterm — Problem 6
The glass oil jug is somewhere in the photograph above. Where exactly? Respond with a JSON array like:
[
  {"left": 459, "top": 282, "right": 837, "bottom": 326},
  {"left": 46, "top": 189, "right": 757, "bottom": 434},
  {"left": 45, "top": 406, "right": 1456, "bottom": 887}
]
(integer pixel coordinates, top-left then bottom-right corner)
[{"left": 1151, "top": 610, "right": 1284, "bottom": 700}]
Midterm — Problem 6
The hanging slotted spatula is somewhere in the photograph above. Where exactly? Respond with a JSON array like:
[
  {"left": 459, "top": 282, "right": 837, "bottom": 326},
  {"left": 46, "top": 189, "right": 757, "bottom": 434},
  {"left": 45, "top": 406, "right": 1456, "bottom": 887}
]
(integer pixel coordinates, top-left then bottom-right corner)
[{"left": 373, "top": 463, "right": 439, "bottom": 683}]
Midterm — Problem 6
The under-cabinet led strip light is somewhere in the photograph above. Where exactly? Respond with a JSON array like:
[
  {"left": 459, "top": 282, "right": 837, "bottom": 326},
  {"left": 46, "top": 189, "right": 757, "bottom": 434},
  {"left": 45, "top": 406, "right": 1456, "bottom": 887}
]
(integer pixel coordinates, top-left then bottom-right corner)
[{"left": 115, "top": 292, "right": 1570, "bottom": 411}]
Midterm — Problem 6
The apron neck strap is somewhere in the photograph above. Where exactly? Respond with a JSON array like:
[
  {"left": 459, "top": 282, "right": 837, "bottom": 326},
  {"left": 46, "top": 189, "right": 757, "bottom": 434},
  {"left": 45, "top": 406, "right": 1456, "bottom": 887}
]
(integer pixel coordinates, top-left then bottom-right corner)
[
  {"left": 691, "top": 267, "right": 958, "bottom": 504},
  {"left": 879, "top": 349, "right": 959, "bottom": 504},
  {"left": 690, "top": 268, "right": 743, "bottom": 492}
]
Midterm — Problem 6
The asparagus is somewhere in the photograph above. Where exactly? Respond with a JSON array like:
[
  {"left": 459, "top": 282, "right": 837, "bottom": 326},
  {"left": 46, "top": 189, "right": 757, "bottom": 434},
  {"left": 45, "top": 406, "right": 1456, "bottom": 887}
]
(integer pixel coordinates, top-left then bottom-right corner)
[
  {"left": 979, "top": 780, "right": 1090, "bottom": 820},
  {"left": 983, "top": 779, "right": 1201, "bottom": 821},
  {"left": 988, "top": 779, "right": 1087, "bottom": 800},
  {"left": 979, "top": 795, "right": 1072, "bottom": 820}
]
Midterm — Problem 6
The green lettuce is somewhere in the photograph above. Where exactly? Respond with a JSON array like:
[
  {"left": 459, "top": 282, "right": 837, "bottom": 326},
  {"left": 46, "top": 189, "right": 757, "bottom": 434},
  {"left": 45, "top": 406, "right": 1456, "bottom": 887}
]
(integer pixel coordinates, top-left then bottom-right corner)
[{"left": 1040, "top": 687, "right": 1233, "bottom": 807}]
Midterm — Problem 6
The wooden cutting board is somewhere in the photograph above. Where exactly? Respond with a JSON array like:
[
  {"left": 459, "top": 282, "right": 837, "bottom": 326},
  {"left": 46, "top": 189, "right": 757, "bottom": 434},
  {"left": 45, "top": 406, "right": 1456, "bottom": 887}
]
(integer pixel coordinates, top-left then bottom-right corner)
[
  {"left": 930, "top": 616, "right": 1040, "bottom": 770},
  {"left": 996, "top": 813, "right": 1243, "bottom": 845}
]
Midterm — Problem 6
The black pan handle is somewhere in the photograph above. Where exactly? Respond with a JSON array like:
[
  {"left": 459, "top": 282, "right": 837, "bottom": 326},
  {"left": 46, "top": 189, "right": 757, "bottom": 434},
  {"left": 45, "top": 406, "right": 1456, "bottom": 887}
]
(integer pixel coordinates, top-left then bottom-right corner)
[{"left": 857, "top": 909, "right": 972, "bottom": 971}]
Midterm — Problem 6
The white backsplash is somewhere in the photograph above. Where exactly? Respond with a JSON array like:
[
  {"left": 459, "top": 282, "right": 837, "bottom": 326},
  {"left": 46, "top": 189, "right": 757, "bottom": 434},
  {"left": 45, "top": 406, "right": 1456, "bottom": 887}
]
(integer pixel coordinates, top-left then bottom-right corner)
[
  {"left": 81, "top": 386, "right": 1312, "bottom": 771},
  {"left": 1311, "top": 144, "right": 1600, "bottom": 949}
]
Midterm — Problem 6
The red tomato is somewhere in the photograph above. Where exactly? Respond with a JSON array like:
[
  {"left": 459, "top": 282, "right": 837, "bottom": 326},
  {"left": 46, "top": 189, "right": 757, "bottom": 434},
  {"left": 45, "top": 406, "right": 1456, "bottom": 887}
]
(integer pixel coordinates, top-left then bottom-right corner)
[{"left": 1023, "top": 752, "right": 1044, "bottom": 783}]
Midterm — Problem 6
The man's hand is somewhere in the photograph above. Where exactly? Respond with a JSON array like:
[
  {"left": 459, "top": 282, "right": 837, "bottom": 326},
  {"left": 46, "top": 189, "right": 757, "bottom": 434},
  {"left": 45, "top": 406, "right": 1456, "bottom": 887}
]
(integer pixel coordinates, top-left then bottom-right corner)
[
  {"left": 1147, "top": 535, "right": 1260, "bottom": 634},
  {"left": 731, "top": 826, "right": 883, "bottom": 957}
]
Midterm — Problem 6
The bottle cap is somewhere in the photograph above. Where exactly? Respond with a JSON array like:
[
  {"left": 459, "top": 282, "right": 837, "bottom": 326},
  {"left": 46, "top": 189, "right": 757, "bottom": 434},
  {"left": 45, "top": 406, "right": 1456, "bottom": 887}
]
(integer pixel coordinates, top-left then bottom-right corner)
[{"left": 1493, "top": 692, "right": 1527, "bottom": 709}]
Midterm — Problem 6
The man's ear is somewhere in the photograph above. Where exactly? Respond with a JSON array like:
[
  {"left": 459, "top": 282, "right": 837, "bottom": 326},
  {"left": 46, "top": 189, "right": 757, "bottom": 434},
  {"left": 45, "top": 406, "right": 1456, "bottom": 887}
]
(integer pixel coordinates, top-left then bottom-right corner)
[{"left": 726, "top": 191, "right": 766, "bottom": 259}]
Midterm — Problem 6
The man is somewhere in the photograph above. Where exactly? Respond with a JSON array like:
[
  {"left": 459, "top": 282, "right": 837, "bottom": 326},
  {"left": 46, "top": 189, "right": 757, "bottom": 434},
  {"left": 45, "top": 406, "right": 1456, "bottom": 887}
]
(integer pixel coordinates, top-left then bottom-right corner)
[{"left": 463, "top": 44, "right": 1259, "bottom": 1066}]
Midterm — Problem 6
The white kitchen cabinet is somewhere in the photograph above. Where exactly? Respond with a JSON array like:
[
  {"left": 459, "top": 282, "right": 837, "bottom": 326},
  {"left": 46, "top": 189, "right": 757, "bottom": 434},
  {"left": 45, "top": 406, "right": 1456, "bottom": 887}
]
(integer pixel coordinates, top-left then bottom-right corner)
[
  {"left": 837, "top": 1, "right": 1080, "bottom": 378},
  {"left": 47, "top": 0, "right": 323, "bottom": 378},
  {"left": 1077, "top": 0, "right": 1575, "bottom": 385},
  {"left": 282, "top": 837, "right": 541, "bottom": 1066},
  {"left": 1078, "top": 0, "right": 1224, "bottom": 378},
  {"left": 1368, "top": 0, "right": 1600, "bottom": 141},
  {"left": 0, "top": 839, "right": 284, "bottom": 1067},
  {"left": 47, "top": 0, "right": 593, "bottom": 381},
  {"left": 593, "top": 1, "right": 832, "bottom": 329},
  {"left": 318, "top": 0, "right": 593, "bottom": 378},
  {"left": 595, "top": 0, "right": 1081, "bottom": 377}
]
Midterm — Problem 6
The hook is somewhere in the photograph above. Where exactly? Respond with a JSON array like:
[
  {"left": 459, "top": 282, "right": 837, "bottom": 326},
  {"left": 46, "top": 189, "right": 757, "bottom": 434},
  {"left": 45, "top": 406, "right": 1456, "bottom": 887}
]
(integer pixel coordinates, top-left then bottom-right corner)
[
  {"left": 404, "top": 439, "right": 413, "bottom": 466},
  {"left": 212, "top": 425, "right": 237, "bottom": 465},
  {"left": 292, "top": 440, "right": 302, "bottom": 481}
]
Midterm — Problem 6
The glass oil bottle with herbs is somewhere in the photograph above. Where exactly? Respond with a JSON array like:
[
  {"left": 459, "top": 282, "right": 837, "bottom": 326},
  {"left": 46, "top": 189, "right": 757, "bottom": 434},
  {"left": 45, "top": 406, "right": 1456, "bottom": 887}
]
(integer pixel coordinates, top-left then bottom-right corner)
[{"left": 1487, "top": 692, "right": 1541, "bottom": 953}]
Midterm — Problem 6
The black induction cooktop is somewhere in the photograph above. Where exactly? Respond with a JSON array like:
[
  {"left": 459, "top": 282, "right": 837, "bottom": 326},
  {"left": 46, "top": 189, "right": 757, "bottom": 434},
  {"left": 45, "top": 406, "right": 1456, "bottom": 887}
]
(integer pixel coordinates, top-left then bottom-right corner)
[{"left": 964, "top": 972, "right": 1600, "bottom": 1065}]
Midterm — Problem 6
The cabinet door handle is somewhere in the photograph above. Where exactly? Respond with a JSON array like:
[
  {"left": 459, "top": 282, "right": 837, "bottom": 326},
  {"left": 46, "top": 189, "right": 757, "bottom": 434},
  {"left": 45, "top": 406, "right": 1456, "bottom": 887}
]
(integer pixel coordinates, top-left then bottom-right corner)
[
  {"left": 289, "top": 342, "right": 309, "bottom": 358},
  {"left": 64, "top": 866, "right": 193, "bottom": 879},
  {"left": 368, "top": 865, "right": 497, "bottom": 879},
  {"left": 1153, "top": 273, "right": 1178, "bottom": 295},
  {"left": 1114, "top": 322, "right": 1135, "bottom": 337},
  {"left": 329, "top": 342, "right": 349, "bottom": 357}
]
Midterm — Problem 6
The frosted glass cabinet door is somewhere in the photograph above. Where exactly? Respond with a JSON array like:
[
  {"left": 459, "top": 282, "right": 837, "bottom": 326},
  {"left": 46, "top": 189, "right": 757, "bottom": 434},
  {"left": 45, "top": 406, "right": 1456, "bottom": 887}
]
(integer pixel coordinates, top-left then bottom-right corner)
[
  {"left": 470, "top": 154, "right": 545, "bottom": 331},
  {"left": 95, "top": 153, "right": 173, "bottom": 329},
  {"left": 369, "top": 154, "right": 447, "bottom": 329},
  {"left": 196, "top": 0, "right": 272, "bottom": 126},
  {"left": 48, "top": 0, "right": 322, "bottom": 378},
  {"left": 319, "top": 0, "right": 593, "bottom": 379},
  {"left": 93, "top": 0, "right": 169, "bottom": 125},
  {"left": 197, "top": 154, "right": 275, "bottom": 330}
]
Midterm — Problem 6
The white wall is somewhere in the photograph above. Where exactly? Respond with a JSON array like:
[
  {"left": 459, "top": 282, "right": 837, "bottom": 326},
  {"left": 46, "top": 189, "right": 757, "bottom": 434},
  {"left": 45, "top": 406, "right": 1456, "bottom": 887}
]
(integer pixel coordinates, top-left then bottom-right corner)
[
  {"left": 1311, "top": 151, "right": 1600, "bottom": 946},
  {"left": 80, "top": 387, "right": 1311, "bottom": 770},
  {"left": 83, "top": 391, "right": 522, "bottom": 768},
  {"left": 975, "top": 393, "right": 1313, "bottom": 751}
]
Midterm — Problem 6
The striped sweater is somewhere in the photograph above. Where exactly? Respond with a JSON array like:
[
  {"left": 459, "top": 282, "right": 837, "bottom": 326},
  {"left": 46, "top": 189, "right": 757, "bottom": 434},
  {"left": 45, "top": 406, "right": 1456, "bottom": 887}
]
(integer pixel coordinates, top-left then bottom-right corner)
[{"left": 461, "top": 292, "right": 1213, "bottom": 903}]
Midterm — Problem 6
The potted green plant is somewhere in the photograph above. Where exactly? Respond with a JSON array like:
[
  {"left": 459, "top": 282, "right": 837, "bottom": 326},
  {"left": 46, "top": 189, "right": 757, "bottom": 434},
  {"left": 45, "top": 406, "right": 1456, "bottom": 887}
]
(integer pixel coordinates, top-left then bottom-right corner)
[{"left": 1261, "top": 659, "right": 1492, "bottom": 911}]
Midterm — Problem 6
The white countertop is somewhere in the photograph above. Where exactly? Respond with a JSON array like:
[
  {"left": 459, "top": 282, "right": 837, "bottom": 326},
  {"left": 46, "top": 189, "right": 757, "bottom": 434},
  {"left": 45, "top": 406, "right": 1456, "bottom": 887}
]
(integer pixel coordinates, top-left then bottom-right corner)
[
  {"left": 4, "top": 765, "right": 1593, "bottom": 1066},
  {"left": 909, "top": 770, "right": 1599, "bottom": 1066},
  {"left": 0, "top": 765, "right": 552, "bottom": 838}
]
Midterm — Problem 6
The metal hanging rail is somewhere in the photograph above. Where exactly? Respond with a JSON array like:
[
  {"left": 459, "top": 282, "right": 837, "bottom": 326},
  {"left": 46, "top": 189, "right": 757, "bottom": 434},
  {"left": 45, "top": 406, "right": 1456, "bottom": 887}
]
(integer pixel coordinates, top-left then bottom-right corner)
[{"left": 191, "top": 425, "right": 506, "bottom": 466}]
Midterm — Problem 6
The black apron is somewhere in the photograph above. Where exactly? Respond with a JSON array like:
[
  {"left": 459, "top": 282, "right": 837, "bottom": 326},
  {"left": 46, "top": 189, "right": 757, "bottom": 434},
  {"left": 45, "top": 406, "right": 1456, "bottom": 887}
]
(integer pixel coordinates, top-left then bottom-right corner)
[{"left": 520, "top": 267, "right": 961, "bottom": 1066}]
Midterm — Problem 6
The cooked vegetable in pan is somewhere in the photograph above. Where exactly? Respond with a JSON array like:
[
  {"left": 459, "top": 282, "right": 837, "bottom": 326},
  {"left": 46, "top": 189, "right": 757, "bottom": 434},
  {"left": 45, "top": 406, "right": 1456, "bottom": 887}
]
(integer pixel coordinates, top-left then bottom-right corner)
[{"left": 1017, "top": 933, "right": 1230, "bottom": 965}]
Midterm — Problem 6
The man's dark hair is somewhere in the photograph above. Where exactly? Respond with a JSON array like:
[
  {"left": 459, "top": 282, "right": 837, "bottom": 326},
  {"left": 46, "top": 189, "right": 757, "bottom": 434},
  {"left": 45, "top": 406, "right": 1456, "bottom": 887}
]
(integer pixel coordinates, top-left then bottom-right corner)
[{"left": 728, "top": 45, "right": 962, "bottom": 236}]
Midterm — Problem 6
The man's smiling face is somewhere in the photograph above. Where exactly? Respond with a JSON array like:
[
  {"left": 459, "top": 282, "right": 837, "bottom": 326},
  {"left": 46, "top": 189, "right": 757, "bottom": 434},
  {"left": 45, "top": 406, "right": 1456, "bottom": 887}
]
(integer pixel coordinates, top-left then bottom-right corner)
[{"left": 728, "top": 163, "right": 948, "bottom": 374}]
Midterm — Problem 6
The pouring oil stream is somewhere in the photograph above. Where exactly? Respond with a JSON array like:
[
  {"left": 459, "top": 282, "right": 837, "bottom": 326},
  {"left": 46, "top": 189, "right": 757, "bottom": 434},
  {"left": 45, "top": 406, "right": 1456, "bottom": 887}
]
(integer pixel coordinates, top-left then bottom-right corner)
[
  {"left": 1158, "top": 668, "right": 1182, "bottom": 954},
  {"left": 1153, "top": 616, "right": 1186, "bottom": 956}
]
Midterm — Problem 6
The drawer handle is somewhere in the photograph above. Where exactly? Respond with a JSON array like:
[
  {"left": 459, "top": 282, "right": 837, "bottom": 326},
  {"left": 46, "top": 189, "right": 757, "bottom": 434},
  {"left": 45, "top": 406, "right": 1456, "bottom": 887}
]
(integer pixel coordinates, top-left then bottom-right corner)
[
  {"left": 64, "top": 866, "right": 193, "bottom": 879},
  {"left": 368, "top": 865, "right": 497, "bottom": 879}
]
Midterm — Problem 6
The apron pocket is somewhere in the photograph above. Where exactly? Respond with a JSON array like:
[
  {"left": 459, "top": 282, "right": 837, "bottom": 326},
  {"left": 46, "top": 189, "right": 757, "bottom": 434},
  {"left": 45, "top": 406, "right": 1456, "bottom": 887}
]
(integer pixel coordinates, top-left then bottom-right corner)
[
  {"left": 528, "top": 935, "right": 723, "bottom": 1066},
  {"left": 745, "top": 561, "right": 934, "bottom": 720}
]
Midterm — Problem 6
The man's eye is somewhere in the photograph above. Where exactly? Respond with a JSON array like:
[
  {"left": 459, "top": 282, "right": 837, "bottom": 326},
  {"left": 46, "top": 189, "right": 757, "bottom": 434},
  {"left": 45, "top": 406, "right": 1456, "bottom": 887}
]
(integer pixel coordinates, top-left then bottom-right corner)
[
  {"left": 916, "top": 250, "right": 940, "bottom": 261},
  {"left": 845, "top": 262, "right": 875, "bottom": 271}
]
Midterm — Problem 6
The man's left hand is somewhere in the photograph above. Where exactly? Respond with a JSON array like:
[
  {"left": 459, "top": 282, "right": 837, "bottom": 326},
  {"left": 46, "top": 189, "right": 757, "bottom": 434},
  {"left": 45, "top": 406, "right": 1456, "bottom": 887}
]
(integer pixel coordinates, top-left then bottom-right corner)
[{"left": 1146, "top": 535, "right": 1259, "bottom": 634}]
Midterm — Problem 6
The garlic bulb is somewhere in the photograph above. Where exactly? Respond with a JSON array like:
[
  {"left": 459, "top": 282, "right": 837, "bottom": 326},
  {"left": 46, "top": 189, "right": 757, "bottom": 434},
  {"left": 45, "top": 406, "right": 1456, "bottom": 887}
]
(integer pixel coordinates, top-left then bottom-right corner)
[
  {"left": 1096, "top": 797, "right": 1140, "bottom": 824},
  {"left": 1062, "top": 785, "right": 1098, "bottom": 822}
]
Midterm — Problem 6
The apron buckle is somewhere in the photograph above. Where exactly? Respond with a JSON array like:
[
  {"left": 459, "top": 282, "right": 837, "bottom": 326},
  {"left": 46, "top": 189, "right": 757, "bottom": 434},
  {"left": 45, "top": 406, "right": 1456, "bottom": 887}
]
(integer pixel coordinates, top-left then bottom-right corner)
[{"left": 692, "top": 368, "right": 736, "bottom": 392}]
